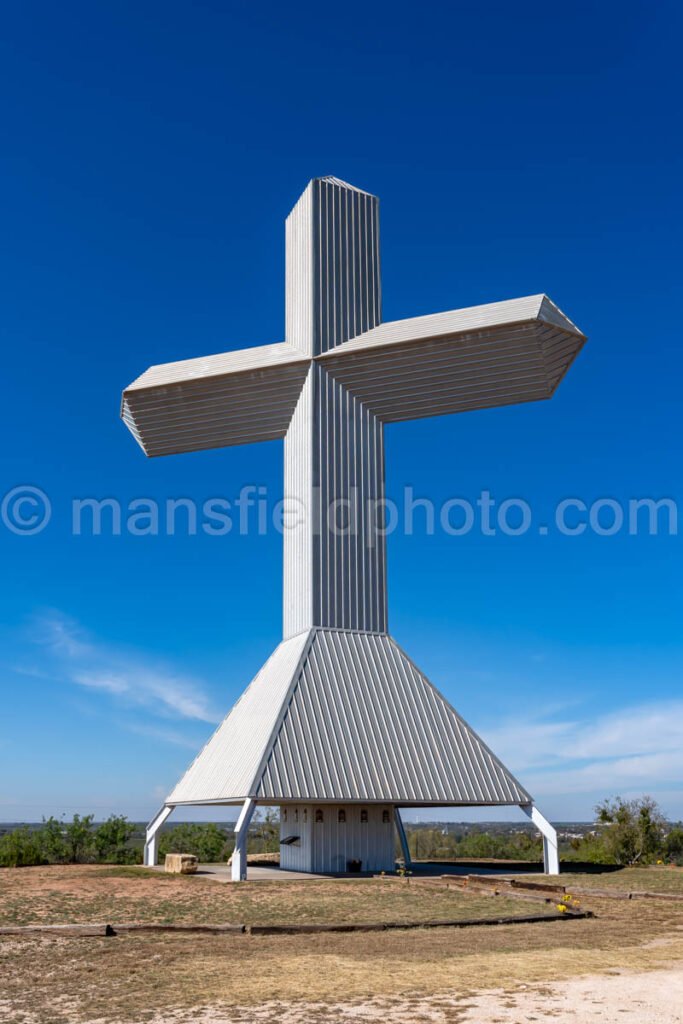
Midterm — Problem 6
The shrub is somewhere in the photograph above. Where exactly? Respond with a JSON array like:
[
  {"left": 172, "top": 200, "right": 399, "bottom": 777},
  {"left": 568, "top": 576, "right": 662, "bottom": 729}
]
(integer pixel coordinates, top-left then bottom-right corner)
[
  {"left": 405, "top": 827, "right": 543, "bottom": 862},
  {"left": 251, "top": 808, "right": 280, "bottom": 854},
  {"left": 0, "top": 815, "right": 139, "bottom": 868},
  {"left": 664, "top": 824, "right": 683, "bottom": 865},
  {"left": 158, "top": 823, "right": 230, "bottom": 864},
  {"left": 592, "top": 796, "right": 667, "bottom": 866},
  {"left": 33, "top": 814, "right": 135, "bottom": 865},
  {"left": 38, "top": 817, "right": 68, "bottom": 863},
  {"left": 0, "top": 827, "right": 44, "bottom": 867},
  {"left": 93, "top": 815, "right": 139, "bottom": 864},
  {"left": 63, "top": 814, "right": 95, "bottom": 863},
  {"left": 454, "top": 830, "right": 542, "bottom": 861}
]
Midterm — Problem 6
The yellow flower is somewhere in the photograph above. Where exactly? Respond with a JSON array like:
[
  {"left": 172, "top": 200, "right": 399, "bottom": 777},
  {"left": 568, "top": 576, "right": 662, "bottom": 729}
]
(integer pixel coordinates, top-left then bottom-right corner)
[{"left": 556, "top": 903, "right": 567, "bottom": 913}]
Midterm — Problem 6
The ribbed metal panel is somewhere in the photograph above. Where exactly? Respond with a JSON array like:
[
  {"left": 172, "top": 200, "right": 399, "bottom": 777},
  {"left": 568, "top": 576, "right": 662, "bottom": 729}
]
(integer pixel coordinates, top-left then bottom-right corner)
[
  {"left": 319, "top": 297, "right": 585, "bottom": 423},
  {"left": 256, "top": 629, "right": 530, "bottom": 806},
  {"left": 285, "top": 182, "right": 314, "bottom": 355},
  {"left": 280, "top": 803, "right": 395, "bottom": 872},
  {"left": 166, "top": 628, "right": 528, "bottom": 807},
  {"left": 283, "top": 368, "right": 314, "bottom": 637},
  {"left": 313, "top": 177, "right": 381, "bottom": 353},
  {"left": 279, "top": 805, "right": 314, "bottom": 871},
  {"left": 125, "top": 341, "right": 306, "bottom": 390},
  {"left": 330, "top": 294, "right": 583, "bottom": 351},
  {"left": 310, "top": 803, "right": 394, "bottom": 873},
  {"left": 283, "top": 365, "right": 387, "bottom": 638},
  {"left": 285, "top": 177, "right": 381, "bottom": 356},
  {"left": 122, "top": 343, "right": 309, "bottom": 457},
  {"left": 167, "top": 631, "right": 310, "bottom": 804},
  {"left": 314, "top": 366, "right": 386, "bottom": 631}
]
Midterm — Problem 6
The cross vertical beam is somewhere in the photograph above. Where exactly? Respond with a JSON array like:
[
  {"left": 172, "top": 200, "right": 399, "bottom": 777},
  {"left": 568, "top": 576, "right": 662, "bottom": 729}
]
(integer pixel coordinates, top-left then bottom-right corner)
[
  {"left": 283, "top": 179, "right": 387, "bottom": 638},
  {"left": 286, "top": 177, "right": 381, "bottom": 356}
]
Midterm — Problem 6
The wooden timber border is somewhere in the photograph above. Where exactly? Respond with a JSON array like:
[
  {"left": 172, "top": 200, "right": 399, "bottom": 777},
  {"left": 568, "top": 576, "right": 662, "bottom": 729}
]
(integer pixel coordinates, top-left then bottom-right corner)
[
  {"left": 0, "top": 911, "right": 592, "bottom": 939},
  {"left": 452, "top": 874, "right": 683, "bottom": 903}
]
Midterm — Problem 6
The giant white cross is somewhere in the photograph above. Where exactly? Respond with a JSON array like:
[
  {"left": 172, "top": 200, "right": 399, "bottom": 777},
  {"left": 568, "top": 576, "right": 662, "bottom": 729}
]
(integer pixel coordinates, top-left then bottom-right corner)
[{"left": 123, "top": 176, "right": 585, "bottom": 879}]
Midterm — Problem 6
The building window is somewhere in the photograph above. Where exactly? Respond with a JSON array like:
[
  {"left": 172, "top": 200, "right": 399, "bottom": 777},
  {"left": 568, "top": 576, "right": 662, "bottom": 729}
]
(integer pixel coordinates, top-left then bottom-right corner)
[
  {"left": 303, "top": 808, "right": 308, "bottom": 823},
  {"left": 315, "top": 809, "right": 324, "bottom": 823},
  {"left": 360, "top": 808, "right": 368, "bottom": 824},
  {"left": 283, "top": 808, "right": 288, "bottom": 822},
  {"left": 338, "top": 809, "right": 346, "bottom": 823},
  {"left": 382, "top": 809, "right": 390, "bottom": 824},
  {"left": 294, "top": 808, "right": 299, "bottom": 823}
]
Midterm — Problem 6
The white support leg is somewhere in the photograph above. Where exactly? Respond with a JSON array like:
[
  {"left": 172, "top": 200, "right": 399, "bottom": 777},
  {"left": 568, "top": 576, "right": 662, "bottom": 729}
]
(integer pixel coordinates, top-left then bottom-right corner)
[
  {"left": 144, "top": 805, "right": 174, "bottom": 867},
  {"left": 232, "top": 798, "right": 256, "bottom": 882},
  {"left": 522, "top": 804, "right": 560, "bottom": 875},
  {"left": 394, "top": 808, "right": 412, "bottom": 868}
]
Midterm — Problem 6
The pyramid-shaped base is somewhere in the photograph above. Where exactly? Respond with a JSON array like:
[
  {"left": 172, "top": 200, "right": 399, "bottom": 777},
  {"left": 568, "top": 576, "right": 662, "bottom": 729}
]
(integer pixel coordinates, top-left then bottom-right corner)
[{"left": 167, "top": 628, "right": 531, "bottom": 808}]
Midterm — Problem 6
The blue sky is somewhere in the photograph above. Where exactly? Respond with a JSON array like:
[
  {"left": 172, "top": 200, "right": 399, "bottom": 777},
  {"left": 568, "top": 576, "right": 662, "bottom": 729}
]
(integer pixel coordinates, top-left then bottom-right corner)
[{"left": 1, "top": 1, "right": 681, "bottom": 824}]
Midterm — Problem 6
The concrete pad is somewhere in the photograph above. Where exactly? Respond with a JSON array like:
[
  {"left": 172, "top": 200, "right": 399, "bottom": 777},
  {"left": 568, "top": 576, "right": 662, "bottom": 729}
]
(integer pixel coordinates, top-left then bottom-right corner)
[{"left": 150, "top": 863, "right": 329, "bottom": 882}]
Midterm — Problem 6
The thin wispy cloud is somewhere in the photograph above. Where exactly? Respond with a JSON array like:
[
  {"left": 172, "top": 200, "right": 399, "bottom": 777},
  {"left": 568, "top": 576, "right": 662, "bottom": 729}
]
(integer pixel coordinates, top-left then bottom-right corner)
[
  {"left": 480, "top": 700, "right": 683, "bottom": 804},
  {"left": 122, "top": 720, "right": 202, "bottom": 750},
  {"left": 27, "top": 610, "right": 220, "bottom": 727}
]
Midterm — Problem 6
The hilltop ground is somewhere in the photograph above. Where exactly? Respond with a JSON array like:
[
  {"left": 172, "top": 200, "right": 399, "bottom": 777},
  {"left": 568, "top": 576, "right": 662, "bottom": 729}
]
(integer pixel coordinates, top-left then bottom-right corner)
[{"left": 1, "top": 864, "right": 683, "bottom": 1023}]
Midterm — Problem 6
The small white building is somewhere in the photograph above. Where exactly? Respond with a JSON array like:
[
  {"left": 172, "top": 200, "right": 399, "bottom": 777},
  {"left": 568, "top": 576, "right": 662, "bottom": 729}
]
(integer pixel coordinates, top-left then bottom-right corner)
[{"left": 280, "top": 804, "right": 395, "bottom": 874}]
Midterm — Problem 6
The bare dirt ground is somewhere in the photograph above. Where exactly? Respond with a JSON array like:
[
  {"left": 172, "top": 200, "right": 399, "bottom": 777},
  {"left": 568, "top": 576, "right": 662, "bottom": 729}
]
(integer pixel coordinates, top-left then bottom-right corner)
[
  {"left": 130, "top": 966, "right": 683, "bottom": 1023},
  {"left": 1, "top": 865, "right": 683, "bottom": 1023}
]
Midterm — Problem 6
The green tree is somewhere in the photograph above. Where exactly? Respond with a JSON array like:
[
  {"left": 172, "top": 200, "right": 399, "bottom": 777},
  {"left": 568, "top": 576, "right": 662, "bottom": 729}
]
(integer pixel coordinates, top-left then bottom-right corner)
[
  {"left": 63, "top": 814, "right": 95, "bottom": 863},
  {"left": 594, "top": 796, "right": 666, "bottom": 866},
  {"left": 158, "top": 823, "right": 230, "bottom": 864},
  {"left": 93, "top": 815, "right": 138, "bottom": 864},
  {"left": 38, "top": 817, "right": 68, "bottom": 863},
  {"left": 0, "top": 827, "right": 44, "bottom": 867},
  {"left": 252, "top": 808, "right": 280, "bottom": 853},
  {"left": 664, "top": 824, "right": 683, "bottom": 864},
  {"left": 36, "top": 814, "right": 96, "bottom": 864}
]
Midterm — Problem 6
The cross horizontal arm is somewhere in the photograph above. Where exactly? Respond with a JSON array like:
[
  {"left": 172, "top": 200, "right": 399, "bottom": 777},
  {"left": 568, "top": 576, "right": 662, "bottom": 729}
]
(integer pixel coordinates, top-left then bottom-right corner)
[
  {"left": 121, "top": 342, "right": 310, "bottom": 457},
  {"left": 318, "top": 294, "right": 585, "bottom": 422}
]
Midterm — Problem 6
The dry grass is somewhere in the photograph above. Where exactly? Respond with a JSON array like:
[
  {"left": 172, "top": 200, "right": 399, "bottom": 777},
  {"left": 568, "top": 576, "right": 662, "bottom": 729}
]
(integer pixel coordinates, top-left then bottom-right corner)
[
  {"left": 0, "top": 864, "right": 554, "bottom": 927},
  {"left": 2, "top": 865, "right": 683, "bottom": 1023},
  {"left": 555, "top": 864, "right": 683, "bottom": 895}
]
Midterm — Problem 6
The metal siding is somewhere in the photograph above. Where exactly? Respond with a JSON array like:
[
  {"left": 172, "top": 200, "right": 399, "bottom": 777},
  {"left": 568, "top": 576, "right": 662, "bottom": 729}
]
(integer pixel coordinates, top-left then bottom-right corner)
[
  {"left": 279, "top": 802, "right": 393, "bottom": 873},
  {"left": 290, "top": 177, "right": 381, "bottom": 356},
  {"left": 166, "top": 631, "right": 310, "bottom": 804},
  {"left": 283, "top": 369, "right": 314, "bottom": 638},
  {"left": 122, "top": 344, "right": 309, "bottom": 457},
  {"left": 165, "top": 619, "right": 530, "bottom": 808},
  {"left": 283, "top": 363, "right": 387, "bottom": 637},
  {"left": 279, "top": 805, "right": 313, "bottom": 872},
  {"left": 125, "top": 342, "right": 306, "bottom": 390},
  {"left": 255, "top": 629, "right": 530, "bottom": 805},
  {"left": 319, "top": 318, "right": 585, "bottom": 424},
  {"left": 327, "top": 294, "right": 583, "bottom": 351},
  {"left": 310, "top": 803, "right": 394, "bottom": 873},
  {"left": 314, "top": 365, "right": 386, "bottom": 632},
  {"left": 285, "top": 182, "right": 314, "bottom": 355}
]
